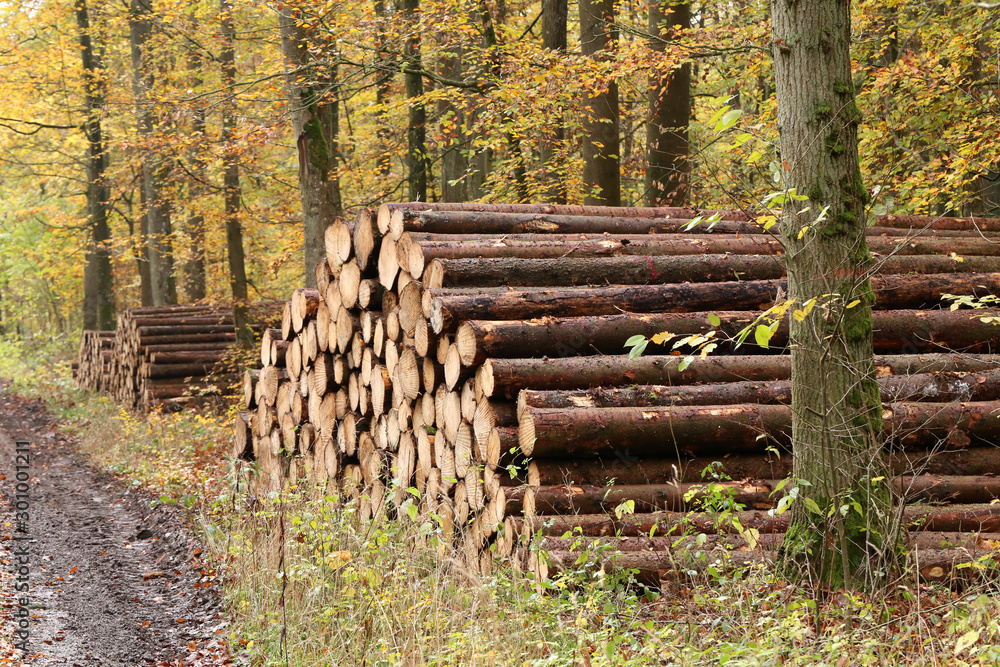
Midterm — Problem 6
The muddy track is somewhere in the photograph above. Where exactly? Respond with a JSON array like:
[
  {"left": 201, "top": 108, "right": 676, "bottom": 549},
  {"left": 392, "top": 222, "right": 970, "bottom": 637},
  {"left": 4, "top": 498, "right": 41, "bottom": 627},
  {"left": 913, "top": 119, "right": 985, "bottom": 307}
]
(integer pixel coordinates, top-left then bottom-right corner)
[{"left": 0, "top": 386, "right": 232, "bottom": 666}]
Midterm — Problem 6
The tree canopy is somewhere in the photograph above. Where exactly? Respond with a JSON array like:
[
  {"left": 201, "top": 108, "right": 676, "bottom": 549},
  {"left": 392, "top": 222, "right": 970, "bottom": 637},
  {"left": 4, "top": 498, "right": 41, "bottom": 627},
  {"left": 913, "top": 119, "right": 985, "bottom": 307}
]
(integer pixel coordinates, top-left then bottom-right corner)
[{"left": 0, "top": 0, "right": 995, "bottom": 334}]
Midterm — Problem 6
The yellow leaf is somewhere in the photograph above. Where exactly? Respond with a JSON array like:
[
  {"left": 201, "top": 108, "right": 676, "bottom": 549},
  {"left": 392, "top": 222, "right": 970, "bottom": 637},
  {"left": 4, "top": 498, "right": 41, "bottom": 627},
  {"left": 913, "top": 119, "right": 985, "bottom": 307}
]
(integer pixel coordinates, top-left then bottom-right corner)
[
  {"left": 756, "top": 215, "right": 778, "bottom": 231},
  {"left": 793, "top": 309, "right": 806, "bottom": 322},
  {"left": 797, "top": 225, "right": 810, "bottom": 239},
  {"left": 846, "top": 299, "right": 861, "bottom": 309},
  {"left": 651, "top": 331, "right": 673, "bottom": 345}
]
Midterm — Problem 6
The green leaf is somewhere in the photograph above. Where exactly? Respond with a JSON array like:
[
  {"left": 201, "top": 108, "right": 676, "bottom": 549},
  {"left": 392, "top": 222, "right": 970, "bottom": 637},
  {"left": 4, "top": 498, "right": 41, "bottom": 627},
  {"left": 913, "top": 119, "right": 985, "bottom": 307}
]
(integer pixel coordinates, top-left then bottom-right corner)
[
  {"left": 754, "top": 324, "right": 772, "bottom": 349},
  {"left": 678, "top": 356, "right": 693, "bottom": 371},
  {"left": 624, "top": 334, "right": 647, "bottom": 347},
  {"left": 715, "top": 108, "right": 742, "bottom": 133},
  {"left": 955, "top": 629, "right": 980, "bottom": 656},
  {"left": 707, "top": 104, "right": 731, "bottom": 126},
  {"left": 802, "top": 497, "right": 822, "bottom": 515},
  {"left": 627, "top": 340, "right": 648, "bottom": 359},
  {"left": 708, "top": 313, "right": 721, "bottom": 326}
]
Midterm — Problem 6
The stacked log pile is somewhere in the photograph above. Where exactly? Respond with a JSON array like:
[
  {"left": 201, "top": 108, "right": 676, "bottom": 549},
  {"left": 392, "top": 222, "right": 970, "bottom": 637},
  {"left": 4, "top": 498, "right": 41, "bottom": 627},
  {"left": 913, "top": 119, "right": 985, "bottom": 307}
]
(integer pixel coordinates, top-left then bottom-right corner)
[
  {"left": 78, "top": 304, "right": 277, "bottom": 410},
  {"left": 75, "top": 330, "right": 115, "bottom": 392},
  {"left": 241, "top": 202, "right": 1000, "bottom": 584}
]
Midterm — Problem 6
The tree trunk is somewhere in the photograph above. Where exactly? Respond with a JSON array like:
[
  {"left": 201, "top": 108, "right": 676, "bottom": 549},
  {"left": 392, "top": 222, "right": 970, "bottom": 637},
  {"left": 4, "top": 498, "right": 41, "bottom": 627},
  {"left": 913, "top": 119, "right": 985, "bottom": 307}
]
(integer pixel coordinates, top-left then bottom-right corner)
[
  {"left": 75, "top": 0, "right": 114, "bottom": 330},
  {"left": 646, "top": 1, "right": 690, "bottom": 206},
  {"left": 438, "top": 47, "right": 469, "bottom": 202},
  {"left": 135, "top": 185, "right": 153, "bottom": 307},
  {"left": 540, "top": 0, "right": 567, "bottom": 204},
  {"left": 221, "top": 0, "right": 253, "bottom": 348},
  {"left": 129, "top": 0, "right": 176, "bottom": 306},
  {"left": 401, "top": 0, "right": 429, "bottom": 202},
  {"left": 772, "top": 0, "right": 899, "bottom": 587},
  {"left": 374, "top": 0, "right": 393, "bottom": 176},
  {"left": 278, "top": 4, "right": 344, "bottom": 286},
  {"left": 183, "top": 38, "right": 207, "bottom": 302},
  {"left": 579, "top": 0, "right": 620, "bottom": 206}
]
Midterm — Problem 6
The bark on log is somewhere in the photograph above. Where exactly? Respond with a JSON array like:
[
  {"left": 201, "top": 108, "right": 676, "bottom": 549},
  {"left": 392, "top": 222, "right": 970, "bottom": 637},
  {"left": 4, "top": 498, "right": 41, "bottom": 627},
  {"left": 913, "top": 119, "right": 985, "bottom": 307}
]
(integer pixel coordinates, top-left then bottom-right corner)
[
  {"left": 536, "top": 547, "right": 999, "bottom": 586},
  {"left": 375, "top": 202, "right": 741, "bottom": 229},
  {"left": 531, "top": 531, "right": 999, "bottom": 555},
  {"left": 484, "top": 353, "right": 1000, "bottom": 398},
  {"left": 518, "top": 401, "right": 1000, "bottom": 458},
  {"left": 503, "top": 474, "right": 1000, "bottom": 516},
  {"left": 431, "top": 274, "right": 1000, "bottom": 333},
  {"left": 504, "top": 448, "right": 1000, "bottom": 487},
  {"left": 456, "top": 309, "right": 1000, "bottom": 365},
  {"left": 143, "top": 362, "right": 229, "bottom": 378},
  {"left": 518, "top": 368, "right": 1000, "bottom": 409},
  {"left": 404, "top": 234, "right": 1000, "bottom": 264},
  {"left": 426, "top": 254, "right": 1000, "bottom": 288},
  {"left": 147, "top": 351, "right": 227, "bottom": 364},
  {"left": 512, "top": 504, "right": 1000, "bottom": 536}
]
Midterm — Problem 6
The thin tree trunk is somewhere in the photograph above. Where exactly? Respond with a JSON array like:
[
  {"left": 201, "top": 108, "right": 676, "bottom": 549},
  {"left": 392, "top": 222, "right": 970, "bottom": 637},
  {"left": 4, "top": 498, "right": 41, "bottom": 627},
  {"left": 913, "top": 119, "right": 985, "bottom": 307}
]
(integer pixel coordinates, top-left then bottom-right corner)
[
  {"left": 129, "top": 0, "right": 176, "bottom": 306},
  {"left": 76, "top": 0, "right": 114, "bottom": 330},
  {"left": 772, "top": 0, "right": 899, "bottom": 588},
  {"left": 136, "top": 185, "right": 153, "bottom": 307},
  {"left": 540, "top": 0, "right": 567, "bottom": 204},
  {"left": 401, "top": 0, "right": 428, "bottom": 201},
  {"left": 579, "top": 0, "right": 620, "bottom": 206},
  {"left": 438, "top": 48, "right": 469, "bottom": 202},
  {"left": 374, "top": 0, "right": 392, "bottom": 176},
  {"left": 183, "top": 37, "right": 207, "bottom": 302},
  {"left": 645, "top": 1, "right": 690, "bottom": 206},
  {"left": 221, "top": 0, "right": 253, "bottom": 347},
  {"left": 278, "top": 5, "right": 344, "bottom": 286}
]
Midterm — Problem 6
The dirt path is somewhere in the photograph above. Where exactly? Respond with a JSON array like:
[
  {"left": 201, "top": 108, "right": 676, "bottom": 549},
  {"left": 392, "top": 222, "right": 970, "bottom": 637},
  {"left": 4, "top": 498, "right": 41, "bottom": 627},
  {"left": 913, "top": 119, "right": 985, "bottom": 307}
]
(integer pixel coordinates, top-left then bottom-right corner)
[{"left": 0, "top": 386, "right": 233, "bottom": 666}]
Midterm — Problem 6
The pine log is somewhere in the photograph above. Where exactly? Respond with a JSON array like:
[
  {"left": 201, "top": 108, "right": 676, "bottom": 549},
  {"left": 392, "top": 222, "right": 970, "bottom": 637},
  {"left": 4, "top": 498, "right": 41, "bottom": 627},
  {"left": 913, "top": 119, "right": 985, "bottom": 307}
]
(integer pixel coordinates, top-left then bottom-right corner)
[
  {"left": 506, "top": 481, "right": 775, "bottom": 515},
  {"left": 456, "top": 310, "right": 1000, "bottom": 365},
  {"left": 142, "top": 342, "right": 235, "bottom": 354},
  {"left": 137, "top": 324, "right": 236, "bottom": 336},
  {"left": 431, "top": 274, "right": 1000, "bottom": 333},
  {"left": 375, "top": 202, "right": 737, "bottom": 231},
  {"left": 518, "top": 401, "right": 1000, "bottom": 458},
  {"left": 503, "top": 447, "right": 1000, "bottom": 488},
  {"left": 512, "top": 504, "right": 1000, "bottom": 537},
  {"left": 353, "top": 208, "right": 381, "bottom": 271},
  {"left": 427, "top": 254, "right": 1000, "bottom": 288},
  {"left": 405, "top": 210, "right": 760, "bottom": 235},
  {"left": 503, "top": 475, "right": 1000, "bottom": 517},
  {"left": 143, "top": 362, "right": 229, "bottom": 378},
  {"left": 140, "top": 333, "right": 238, "bottom": 346},
  {"left": 518, "top": 369, "right": 1000, "bottom": 410},
  {"left": 291, "top": 288, "right": 321, "bottom": 333},
  {"left": 880, "top": 214, "right": 1000, "bottom": 233},
  {"left": 483, "top": 353, "right": 1000, "bottom": 399},
  {"left": 535, "top": 547, "right": 999, "bottom": 586},
  {"left": 403, "top": 234, "right": 1000, "bottom": 265},
  {"left": 147, "top": 351, "right": 227, "bottom": 364}
]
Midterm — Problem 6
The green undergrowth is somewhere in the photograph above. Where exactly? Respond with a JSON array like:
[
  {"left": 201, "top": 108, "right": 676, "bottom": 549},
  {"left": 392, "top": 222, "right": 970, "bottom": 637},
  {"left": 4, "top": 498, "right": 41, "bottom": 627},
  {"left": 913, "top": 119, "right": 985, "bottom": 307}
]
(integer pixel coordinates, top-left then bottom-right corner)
[{"left": 5, "top": 334, "right": 1000, "bottom": 665}]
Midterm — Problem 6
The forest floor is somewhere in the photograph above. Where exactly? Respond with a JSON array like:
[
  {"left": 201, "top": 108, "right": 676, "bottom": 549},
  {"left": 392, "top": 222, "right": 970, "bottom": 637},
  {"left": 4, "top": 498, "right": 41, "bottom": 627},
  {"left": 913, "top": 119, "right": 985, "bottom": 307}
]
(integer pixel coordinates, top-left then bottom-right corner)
[{"left": 0, "top": 385, "right": 232, "bottom": 666}]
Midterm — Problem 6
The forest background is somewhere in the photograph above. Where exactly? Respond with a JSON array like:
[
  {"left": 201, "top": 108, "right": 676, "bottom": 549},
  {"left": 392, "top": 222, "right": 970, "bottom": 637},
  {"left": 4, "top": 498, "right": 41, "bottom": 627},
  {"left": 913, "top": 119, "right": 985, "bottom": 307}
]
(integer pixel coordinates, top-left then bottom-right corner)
[{"left": 0, "top": 0, "right": 996, "bottom": 336}]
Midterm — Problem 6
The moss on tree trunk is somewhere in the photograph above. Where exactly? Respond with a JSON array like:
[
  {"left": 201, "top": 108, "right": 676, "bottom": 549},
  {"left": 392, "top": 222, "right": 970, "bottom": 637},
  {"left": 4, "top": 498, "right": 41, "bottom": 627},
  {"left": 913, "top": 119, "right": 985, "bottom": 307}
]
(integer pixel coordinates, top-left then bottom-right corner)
[{"left": 771, "top": 0, "right": 903, "bottom": 589}]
